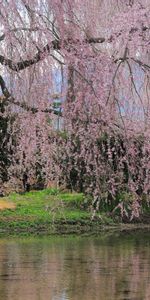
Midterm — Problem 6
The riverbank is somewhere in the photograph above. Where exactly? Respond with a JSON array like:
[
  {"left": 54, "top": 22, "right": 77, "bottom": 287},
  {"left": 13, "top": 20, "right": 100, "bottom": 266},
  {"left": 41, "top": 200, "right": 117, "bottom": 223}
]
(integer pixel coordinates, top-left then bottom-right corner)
[{"left": 0, "top": 189, "right": 149, "bottom": 235}]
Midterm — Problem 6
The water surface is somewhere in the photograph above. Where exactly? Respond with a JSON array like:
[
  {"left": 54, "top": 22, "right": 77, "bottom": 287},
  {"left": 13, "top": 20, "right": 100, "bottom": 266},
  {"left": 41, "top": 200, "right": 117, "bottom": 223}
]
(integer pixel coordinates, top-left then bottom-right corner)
[{"left": 0, "top": 230, "right": 150, "bottom": 300}]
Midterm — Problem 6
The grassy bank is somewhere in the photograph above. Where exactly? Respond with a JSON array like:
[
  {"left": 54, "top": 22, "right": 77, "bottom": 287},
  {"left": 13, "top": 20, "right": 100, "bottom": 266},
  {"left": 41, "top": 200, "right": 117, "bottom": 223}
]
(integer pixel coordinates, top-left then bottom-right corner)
[
  {"left": 0, "top": 188, "right": 149, "bottom": 235},
  {"left": 0, "top": 189, "right": 115, "bottom": 234}
]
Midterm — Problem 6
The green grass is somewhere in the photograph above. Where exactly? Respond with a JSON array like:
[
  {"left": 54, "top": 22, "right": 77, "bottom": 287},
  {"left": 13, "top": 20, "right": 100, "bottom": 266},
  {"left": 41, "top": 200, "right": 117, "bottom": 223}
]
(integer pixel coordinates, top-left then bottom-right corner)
[{"left": 0, "top": 189, "right": 111, "bottom": 234}]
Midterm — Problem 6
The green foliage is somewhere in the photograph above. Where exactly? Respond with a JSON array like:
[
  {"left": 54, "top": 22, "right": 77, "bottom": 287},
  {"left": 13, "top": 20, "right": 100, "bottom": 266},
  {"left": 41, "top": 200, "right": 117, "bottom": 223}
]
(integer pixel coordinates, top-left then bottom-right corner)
[{"left": 116, "top": 191, "right": 133, "bottom": 203}]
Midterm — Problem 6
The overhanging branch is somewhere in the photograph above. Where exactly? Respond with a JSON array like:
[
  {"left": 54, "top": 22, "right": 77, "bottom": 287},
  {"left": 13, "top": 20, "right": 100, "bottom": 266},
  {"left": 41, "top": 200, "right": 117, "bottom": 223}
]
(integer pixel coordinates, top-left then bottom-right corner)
[
  {"left": 0, "top": 23, "right": 149, "bottom": 72},
  {"left": 0, "top": 38, "right": 106, "bottom": 72},
  {"left": 0, "top": 27, "right": 39, "bottom": 42},
  {"left": 0, "top": 75, "right": 62, "bottom": 116}
]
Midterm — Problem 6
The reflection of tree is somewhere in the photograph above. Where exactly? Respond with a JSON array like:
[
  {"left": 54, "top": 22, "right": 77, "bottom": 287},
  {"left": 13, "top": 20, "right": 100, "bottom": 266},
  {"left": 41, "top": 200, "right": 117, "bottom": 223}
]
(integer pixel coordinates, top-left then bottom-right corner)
[
  {"left": 58, "top": 234, "right": 150, "bottom": 300},
  {"left": 0, "top": 234, "right": 150, "bottom": 299}
]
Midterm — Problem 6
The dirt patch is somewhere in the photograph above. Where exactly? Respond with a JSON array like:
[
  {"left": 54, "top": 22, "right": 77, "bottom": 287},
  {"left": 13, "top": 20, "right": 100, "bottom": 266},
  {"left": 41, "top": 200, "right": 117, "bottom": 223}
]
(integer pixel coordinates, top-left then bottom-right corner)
[{"left": 0, "top": 200, "right": 16, "bottom": 210}]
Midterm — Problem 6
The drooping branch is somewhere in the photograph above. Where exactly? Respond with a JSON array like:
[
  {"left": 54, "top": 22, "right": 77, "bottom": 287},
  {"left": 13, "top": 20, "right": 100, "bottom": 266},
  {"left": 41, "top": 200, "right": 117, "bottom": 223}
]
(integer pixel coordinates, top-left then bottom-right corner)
[
  {"left": 0, "top": 22, "right": 149, "bottom": 72},
  {"left": 0, "top": 75, "right": 62, "bottom": 116},
  {"left": 0, "top": 38, "right": 106, "bottom": 72},
  {"left": 0, "top": 43, "right": 55, "bottom": 71},
  {"left": 0, "top": 27, "right": 39, "bottom": 42},
  {"left": 126, "top": 60, "right": 147, "bottom": 117},
  {"left": 6, "top": 97, "right": 62, "bottom": 116},
  {"left": 106, "top": 60, "right": 123, "bottom": 105},
  {"left": 131, "top": 58, "right": 150, "bottom": 71},
  {"left": 0, "top": 75, "right": 10, "bottom": 98}
]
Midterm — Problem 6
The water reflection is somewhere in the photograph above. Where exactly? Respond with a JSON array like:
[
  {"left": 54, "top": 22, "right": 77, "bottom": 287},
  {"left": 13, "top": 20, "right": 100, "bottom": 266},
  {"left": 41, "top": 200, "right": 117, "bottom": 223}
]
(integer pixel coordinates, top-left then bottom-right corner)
[{"left": 0, "top": 230, "right": 150, "bottom": 300}]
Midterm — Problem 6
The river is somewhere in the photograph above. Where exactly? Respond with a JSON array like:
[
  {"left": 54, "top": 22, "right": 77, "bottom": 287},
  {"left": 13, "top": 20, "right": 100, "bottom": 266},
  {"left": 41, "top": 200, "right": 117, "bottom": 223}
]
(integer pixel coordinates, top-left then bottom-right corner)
[{"left": 0, "top": 229, "right": 150, "bottom": 300}]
